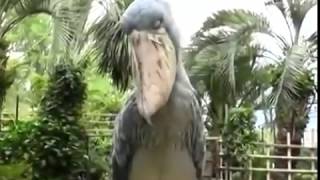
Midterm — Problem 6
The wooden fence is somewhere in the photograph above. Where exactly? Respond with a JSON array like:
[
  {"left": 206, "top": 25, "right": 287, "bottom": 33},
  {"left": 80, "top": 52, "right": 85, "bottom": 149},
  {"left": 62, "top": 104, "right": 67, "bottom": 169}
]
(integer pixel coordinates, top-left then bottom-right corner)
[
  {"left": 0, "top": 112, "right": 17, "bottom": 132},
  {"left": 204, "top": 133, "right": 318, "bottom": 180},
  {"left": 0, "top": 113, "right": 318, "bottom": 180}
]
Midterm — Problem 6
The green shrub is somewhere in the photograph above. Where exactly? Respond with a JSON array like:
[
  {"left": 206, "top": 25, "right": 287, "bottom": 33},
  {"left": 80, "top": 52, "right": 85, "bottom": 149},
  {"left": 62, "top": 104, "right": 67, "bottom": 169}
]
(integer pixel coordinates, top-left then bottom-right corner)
[
  {"left": 0, "top": 64, "right": 106, "bottom": 180},
  {"left": 222, "top": 106, "right": 258, "bottom": 167},
  {"left": 0, "top": 121, "right": 37, "bottom": 164},
  {"left": 28, "top": 64, "right": 88, "bottom": 179}
]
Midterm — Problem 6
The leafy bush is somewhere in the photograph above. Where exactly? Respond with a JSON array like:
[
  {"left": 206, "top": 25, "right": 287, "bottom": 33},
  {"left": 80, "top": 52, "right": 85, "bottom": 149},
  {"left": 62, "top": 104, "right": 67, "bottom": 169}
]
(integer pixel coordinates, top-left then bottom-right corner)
[
  {"left": 27, "top": 73, "right": 48, "bottom": 111},
  {"left": 87, "top": 134, "right": 113, "bottom": 179},
  {"left": 0, "top": 121, "right": 38, "bottom": 164},
  {"left": 28, "top": 64, "right": 90, "bottom": 179},
  {"left": 84, "top": 69, "right": 126, "bottom": 115},
  {"left": 222, "top": 106, "right": 258, "bottom": 167},
  {"left": 0, "top": 64, "right": 107, "bottom": 180}
]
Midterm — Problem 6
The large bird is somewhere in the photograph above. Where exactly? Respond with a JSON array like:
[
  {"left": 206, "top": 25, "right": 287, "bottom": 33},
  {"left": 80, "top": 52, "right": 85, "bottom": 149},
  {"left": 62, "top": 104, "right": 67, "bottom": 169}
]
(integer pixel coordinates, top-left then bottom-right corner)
[{"left": 111, "top": 0, "right": 206, "bottom": 180}]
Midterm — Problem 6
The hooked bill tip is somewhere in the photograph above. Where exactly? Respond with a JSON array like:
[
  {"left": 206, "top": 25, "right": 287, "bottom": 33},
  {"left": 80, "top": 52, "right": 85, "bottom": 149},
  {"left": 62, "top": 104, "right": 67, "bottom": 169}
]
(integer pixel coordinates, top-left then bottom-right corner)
[{"left": 144, "top": 116, "right": 153, "bottom": 126}]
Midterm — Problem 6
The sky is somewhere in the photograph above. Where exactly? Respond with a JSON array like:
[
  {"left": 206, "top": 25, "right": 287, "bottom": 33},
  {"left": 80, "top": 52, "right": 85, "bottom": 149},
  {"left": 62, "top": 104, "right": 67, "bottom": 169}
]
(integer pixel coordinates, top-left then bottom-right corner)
[
  {"left": 89, "top": 0, "right": 317, "bottom": 47},
  {"left": 167, "top": 0, "right": 317, "bottom": 47}
]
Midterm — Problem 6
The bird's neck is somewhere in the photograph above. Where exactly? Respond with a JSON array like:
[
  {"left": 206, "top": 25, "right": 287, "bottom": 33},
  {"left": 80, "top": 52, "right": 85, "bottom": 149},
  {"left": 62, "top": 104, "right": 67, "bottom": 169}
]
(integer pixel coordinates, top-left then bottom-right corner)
[
  {"left": 174, "top": 61, "right": 193, "bottom": 90},
  {"left": 166, "top": 60, "right": 195, "bottom": 107}
]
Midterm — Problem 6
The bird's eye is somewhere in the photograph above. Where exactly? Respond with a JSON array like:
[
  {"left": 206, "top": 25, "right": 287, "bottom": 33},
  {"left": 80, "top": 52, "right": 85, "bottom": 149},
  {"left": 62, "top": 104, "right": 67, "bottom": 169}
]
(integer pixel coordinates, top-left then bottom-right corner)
[{"left": 153, "top": 17, "right": 163, "bottom": 29}]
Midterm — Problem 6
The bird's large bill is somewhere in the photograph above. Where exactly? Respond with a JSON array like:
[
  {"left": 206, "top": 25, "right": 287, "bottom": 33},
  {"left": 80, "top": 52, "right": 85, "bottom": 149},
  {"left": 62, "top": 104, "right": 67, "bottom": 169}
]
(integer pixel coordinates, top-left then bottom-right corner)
[{"left": 130, "top": 29, "right": 177, "bottom": 124}]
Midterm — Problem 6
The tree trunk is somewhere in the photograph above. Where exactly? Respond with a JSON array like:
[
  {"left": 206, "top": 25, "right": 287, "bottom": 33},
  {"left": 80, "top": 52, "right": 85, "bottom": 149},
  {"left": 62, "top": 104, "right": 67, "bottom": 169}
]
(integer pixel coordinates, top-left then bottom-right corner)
[
  {"left": 271, "top": 98, "right": 309, "bottom": 180},
  {"left": 207, "top": 105, "right": 226, "bottom": 179},
  {"left": 208, "top": 129, "right": 221, "bottom": 179},
  {"left": 0, "top": 46, "right": 8, "bottom": 118},
  {"left": 0, "top": 39, "right": 10, "bottom": 132}
]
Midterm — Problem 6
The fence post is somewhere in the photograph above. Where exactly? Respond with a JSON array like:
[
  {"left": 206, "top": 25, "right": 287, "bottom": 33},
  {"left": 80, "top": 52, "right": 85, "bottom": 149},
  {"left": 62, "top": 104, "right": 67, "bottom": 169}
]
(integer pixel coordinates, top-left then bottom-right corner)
[
  {"left": 15, "top": 95, "right": 19, "bottom": 124},
  {"left": 225, "top": 162, "right": 228, "bottom": 180},
  {"left": 248, "top": 159, "right": 252, "bottom": 180},
  {"left": 262, "top": 127, "right": 264, "bottom": 142},
  {"left": 287, "top": 132, "right": 292, "bottom": 180},
  {"left": 311, "top": 129, "right": 315, "bottom": 147},
  {"left": 311, "top": 129, "right": 315, "bottom": 180},
  {"left": 86, "top": 135, "right": 90, "bottom": 180},
  {"left": 219, "top": 137, "right": 223, "bottom": 180},
  {"left": 266, "top": 146, "right": 271, "bottom": 180}
]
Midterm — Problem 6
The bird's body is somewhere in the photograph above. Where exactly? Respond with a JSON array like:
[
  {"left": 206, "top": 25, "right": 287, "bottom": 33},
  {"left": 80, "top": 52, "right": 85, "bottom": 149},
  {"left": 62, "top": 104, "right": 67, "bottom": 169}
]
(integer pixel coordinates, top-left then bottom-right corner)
[
  {"left": 115, "top": 70, "right": 201, "bottom": 180},
  {"left": 112, "top": 1, "right": 205, "bottom": 180}
]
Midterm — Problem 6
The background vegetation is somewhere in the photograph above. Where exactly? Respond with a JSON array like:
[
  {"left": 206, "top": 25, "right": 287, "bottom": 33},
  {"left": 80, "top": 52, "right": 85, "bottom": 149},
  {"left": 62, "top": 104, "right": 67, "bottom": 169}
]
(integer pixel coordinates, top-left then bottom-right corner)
[{"left": 0, "top": 0, "right": 317, "bottom": 180}]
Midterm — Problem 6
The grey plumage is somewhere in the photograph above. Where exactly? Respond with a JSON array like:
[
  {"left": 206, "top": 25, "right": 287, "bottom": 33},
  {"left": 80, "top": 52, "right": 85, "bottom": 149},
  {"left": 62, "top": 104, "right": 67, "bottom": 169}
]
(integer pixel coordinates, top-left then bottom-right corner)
[
  {"left": 121, "top": 0, "right": 181, "bottom": 56},
  {"left": 112, "top": 82, "right": 205, "bottom": 180},
  {"left": 112, "top": 1, "right": 205, "bottom": 180}
]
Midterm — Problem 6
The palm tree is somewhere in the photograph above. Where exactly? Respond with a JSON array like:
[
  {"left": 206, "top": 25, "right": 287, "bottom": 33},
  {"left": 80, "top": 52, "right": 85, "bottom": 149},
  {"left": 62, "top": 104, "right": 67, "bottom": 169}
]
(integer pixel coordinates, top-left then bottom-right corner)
[
  {"left": 89, "top": 0, "right": 134, "bottom": 91},
  {"left": 186, "top": 9, "right": 274, "bottom": 177},
  {"left": 0, "top": 0, "right": 86, "bottom": 116},
  {"left": 261, "top": 1, "right": 317, "bottom": 177},
  {"left": 187, "top": 0, "right": 317, "bottom": 177}
]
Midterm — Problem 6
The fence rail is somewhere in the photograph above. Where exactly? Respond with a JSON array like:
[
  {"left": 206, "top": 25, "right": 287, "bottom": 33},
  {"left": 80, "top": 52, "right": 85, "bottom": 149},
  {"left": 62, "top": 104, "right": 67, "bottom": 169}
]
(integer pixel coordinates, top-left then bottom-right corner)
[
  {"left": 205, "top": 132, "right": 318, "bottom": 180},
  {"left": 1, "top": 112, "right": 318, "bottom": 180}
]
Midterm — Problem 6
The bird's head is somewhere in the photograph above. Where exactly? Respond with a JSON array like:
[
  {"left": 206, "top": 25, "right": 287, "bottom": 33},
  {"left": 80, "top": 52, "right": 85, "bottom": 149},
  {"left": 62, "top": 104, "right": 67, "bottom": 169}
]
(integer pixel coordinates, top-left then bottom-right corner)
[
  {"left": 121, "top": 0, "right": 180, "bottom": 50},
  {"left": 120, "top": 0, "right": 180, "bottom": 124}
]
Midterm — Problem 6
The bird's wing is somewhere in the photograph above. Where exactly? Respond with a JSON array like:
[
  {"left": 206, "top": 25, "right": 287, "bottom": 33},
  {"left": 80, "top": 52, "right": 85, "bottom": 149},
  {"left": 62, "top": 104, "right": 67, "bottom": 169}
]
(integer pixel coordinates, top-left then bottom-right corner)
[
  {"left": 112, "top": 95, "right": 141, "bottom": 180},
  {"left": 189, "top": 93, "right": 206, "bottom": 179}
]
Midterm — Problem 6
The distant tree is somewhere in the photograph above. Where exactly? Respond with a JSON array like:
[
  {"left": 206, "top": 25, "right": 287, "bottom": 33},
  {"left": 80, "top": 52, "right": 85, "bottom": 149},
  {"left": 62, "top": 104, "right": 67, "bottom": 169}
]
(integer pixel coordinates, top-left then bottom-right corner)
[
  {"left": 0, "top": 0, "right": 85, "bottom": 116},
  {"left": 188, "top": 0, "right": 317, "bottom": 177}
]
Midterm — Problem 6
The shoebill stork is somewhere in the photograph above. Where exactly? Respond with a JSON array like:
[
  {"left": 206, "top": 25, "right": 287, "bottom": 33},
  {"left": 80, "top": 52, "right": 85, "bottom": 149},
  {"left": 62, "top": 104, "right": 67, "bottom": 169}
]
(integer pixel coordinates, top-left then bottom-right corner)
[{"left": 111, "top": 0, "right": 206, "bottom": 180}]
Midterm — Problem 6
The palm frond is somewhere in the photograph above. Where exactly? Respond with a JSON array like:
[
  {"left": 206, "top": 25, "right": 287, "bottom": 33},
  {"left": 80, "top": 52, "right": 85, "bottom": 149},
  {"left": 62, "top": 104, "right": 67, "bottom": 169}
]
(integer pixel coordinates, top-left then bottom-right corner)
[
  {"left": 200, "top": 10, "right": 271, "bottom": 34},
  {"left": 265, "top": 0, "right": 295, "bottom": 44},
  {"left": 88, "top": 0, "right": 133, "bottom": 91},
  {"left": 0, "top": 0, "right": 20, "bottom": 20},
  {"left": 287, "top": 0, "right": 317, "bottom": 39},
  {"left": 190, "top": 10, "right": 275, "bottom": 56},
  {"left": 307, "top": 31, "right": 317, "bottom": 49},
  {"left": 304, "top": 32, "right": 317, "bottom": 64},
  {"left": 0, "top": 0, "right": 85, "bottom": 51},
  {"left": 189, "top": 35, "right": 264, "bottom": 107},
  {"left": 268, "top": 44, "right": 308, "bottom": 106},
  {"left": 53, "top": 0, "right": 93, "bottom": 51},
  {"left": 0, "top": 59, "right": 27, "bottom": 110},
  {"left": 189, "top": 30, "right": 231, "bottom": 59},
  {"left": 189, "top": 10, "right": 273, "bottom": 95}
]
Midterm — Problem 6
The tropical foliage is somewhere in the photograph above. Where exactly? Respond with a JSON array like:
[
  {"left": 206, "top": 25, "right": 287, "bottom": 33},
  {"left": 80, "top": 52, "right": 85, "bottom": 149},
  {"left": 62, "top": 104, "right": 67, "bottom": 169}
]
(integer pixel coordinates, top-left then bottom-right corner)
[
  {"left": 89, "top": 0, "right": 134, "bottom": 91},
  {"left": 0, "top": 0, "right": 125, "bottom": 179},
  {"left": 0, "top": 0, "right": 317, "bottom": 179},
  {"left": 222, "top": 107, "right": 258, "bottom": 167},
  {"left": 187, "top": 0, "right": 317, "bottom": 177},
  {"left": 1, "top": 64, "right": 90, "bottom": 179},
  {"left": 0, "top": 0, "right": 85, "bottom": 117}
]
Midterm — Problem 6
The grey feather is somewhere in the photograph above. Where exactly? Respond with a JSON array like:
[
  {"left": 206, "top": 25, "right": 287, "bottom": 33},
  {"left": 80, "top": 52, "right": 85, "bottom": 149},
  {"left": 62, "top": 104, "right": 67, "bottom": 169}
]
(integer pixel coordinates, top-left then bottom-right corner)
[
  {"left": 112, "top": 92, "right": 205, "bottom": 180},
  {"left": 120, "top": 0, "right": 181, "bottom": 56},
  {"left": 112, "top": 95, "right": 141, "bottom": 180},
  {"left": 190, "top": 93, "right": 206, "bottom": 179}
]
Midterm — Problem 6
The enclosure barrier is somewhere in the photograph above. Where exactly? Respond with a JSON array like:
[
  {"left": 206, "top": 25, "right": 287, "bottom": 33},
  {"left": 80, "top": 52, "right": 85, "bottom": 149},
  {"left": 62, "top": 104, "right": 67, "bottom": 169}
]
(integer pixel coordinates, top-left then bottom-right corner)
[
  {"left": 1, "top": 113, "right": 318, "bottom": 180},
  {"left": 204, "top": 132, "right": 318, "bottom": 180}
]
